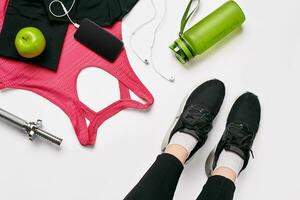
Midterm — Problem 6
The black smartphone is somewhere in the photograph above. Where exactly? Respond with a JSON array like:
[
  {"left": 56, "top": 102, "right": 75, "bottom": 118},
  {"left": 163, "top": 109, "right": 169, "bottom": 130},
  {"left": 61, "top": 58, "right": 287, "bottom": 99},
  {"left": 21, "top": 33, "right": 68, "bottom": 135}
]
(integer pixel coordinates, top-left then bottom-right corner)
[{"left": 74, "top": 19, "right": 123, "bottom": 62}]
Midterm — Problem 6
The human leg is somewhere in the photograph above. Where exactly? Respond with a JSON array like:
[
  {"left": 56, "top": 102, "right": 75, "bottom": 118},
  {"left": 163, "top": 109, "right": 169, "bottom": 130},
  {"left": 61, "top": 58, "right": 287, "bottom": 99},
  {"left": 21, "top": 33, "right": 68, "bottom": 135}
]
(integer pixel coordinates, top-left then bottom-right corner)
[
  {"left": 125, "top": 80, "right": 225, "bottom": 200},
  {"left": 124, "top": 152, "right": 184, "bottom": 200}
]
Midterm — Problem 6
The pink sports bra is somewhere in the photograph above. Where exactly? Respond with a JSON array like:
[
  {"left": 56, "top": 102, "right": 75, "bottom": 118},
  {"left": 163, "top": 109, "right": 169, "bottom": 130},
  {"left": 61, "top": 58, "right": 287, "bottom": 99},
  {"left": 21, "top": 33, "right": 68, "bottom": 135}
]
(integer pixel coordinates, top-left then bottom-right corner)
[{"left": 0, "top": 0, "right": 154, "bottom": 146}]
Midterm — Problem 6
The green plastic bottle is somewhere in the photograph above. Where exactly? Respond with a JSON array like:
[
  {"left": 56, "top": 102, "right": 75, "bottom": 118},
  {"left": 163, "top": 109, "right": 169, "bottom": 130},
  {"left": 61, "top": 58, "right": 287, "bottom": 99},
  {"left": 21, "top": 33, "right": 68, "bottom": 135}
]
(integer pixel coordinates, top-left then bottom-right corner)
[{"left": 170, "top": 0, "right": 246, "bottom": 64}]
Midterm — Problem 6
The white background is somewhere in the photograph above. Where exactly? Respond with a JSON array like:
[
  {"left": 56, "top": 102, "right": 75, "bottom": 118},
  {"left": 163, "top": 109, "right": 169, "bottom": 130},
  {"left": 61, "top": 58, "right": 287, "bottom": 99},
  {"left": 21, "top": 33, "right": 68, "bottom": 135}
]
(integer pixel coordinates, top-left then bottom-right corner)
[{"left": 0, "top": 0, "right": 299, "bottom": 199}]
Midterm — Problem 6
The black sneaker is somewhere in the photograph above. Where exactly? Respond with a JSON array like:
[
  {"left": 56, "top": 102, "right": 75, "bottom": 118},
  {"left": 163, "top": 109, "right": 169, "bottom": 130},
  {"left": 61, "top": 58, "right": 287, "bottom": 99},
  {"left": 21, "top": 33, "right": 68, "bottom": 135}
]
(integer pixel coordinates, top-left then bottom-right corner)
[
  {"left": 162, "top": 79, "right": 225, "bottom": 161},
  {"left": 205, "top": 92, "right": 261, "bottom": 175}
]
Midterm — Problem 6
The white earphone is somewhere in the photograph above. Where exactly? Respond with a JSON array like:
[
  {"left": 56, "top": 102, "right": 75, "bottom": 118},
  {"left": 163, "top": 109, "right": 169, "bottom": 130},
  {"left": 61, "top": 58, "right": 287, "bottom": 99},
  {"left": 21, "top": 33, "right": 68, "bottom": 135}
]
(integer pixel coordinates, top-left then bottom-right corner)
[
  {"left": 129, "top": 0, "right": 175, "bottom": 82},
  {"left": 48, "top": 0, "right": 80, "bottom": 28}
]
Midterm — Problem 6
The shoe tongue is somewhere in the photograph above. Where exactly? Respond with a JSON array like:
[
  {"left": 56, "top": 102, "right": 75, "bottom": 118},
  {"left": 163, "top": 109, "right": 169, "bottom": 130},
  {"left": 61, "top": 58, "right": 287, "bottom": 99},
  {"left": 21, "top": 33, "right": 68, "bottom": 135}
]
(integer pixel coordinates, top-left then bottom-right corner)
[
  {"left": 225, "top": 145, "right": 246, "bottom": 160},
  {"left": 179, "top": 128, "right": 199, "bottom": 140}
]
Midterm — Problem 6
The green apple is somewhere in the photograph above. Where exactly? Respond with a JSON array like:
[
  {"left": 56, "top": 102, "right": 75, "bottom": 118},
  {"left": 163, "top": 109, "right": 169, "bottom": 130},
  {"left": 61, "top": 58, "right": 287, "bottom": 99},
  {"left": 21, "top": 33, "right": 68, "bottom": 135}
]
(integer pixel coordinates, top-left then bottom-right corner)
[{"left": 15, "top": 27, "right": 46, "bottom": 58}]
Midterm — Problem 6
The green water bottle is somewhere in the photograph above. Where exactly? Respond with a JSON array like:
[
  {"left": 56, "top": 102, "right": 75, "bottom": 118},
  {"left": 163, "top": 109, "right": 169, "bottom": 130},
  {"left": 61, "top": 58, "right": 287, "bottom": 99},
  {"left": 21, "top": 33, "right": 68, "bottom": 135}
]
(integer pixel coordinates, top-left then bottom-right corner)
[{"left": 170, "top": 0, "right": 246, "bottom": 64}]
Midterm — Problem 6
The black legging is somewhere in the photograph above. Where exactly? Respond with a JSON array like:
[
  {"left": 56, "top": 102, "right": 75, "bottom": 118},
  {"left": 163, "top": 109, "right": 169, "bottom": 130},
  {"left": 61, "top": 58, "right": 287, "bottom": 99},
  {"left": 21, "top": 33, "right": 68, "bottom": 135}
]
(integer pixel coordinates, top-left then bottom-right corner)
[{"left": 124, "top": 153, "right": 235, "bottom": 200}]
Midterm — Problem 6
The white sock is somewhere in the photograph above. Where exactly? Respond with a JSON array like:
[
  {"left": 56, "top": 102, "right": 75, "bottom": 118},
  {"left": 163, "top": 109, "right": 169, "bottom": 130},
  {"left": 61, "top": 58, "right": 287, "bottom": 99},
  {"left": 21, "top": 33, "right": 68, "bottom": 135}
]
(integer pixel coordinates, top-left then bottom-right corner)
[
  {"left": 168, "top": 132, "right": 198, "bottom": 156},
  {"left": 215, "top": 150, "right": 244, "bottom": 175}
]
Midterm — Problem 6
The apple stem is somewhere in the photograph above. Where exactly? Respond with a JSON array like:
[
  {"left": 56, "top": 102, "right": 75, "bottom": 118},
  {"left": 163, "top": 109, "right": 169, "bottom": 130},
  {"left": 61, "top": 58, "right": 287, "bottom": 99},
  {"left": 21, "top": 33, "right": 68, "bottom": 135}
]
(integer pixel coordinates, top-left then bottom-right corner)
[{"left": 22, "top": 36, "right": 27, "bottom": 42}]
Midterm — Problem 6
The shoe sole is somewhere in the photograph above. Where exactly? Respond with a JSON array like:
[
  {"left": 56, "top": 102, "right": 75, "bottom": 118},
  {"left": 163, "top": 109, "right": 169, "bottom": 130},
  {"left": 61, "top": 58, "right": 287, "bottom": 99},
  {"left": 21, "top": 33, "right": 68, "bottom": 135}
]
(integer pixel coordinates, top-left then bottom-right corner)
[
  {"left": 161, "top": 83, "right": 204, "bottom": 162},
  {"left": 205, "top": 147, "right": 216, "bottom": 177}
]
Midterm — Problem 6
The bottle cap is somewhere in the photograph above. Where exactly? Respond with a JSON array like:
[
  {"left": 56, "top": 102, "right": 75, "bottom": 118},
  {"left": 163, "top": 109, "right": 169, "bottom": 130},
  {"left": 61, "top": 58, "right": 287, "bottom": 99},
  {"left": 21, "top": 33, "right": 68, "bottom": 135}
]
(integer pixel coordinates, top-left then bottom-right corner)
[{"left": 169, "top": 37, "right": 194, "bottom": 64}]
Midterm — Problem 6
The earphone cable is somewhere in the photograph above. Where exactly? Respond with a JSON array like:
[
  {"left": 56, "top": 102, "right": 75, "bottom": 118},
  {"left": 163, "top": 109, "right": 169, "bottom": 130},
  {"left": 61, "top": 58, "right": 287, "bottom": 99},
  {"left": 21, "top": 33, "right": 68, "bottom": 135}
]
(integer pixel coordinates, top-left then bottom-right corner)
[
  {"left": 48, "top": 0, "right": 80, "bottom": 28},
  {"left": 129, "top": 0, "right": 174, "bottom": 82}
]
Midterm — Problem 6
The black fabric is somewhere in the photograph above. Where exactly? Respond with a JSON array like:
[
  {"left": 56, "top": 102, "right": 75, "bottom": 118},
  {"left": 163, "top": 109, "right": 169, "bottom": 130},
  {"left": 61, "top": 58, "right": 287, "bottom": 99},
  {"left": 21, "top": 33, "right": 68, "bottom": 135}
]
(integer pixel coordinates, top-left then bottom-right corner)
[
  {"left": 226, "top": 92, "right": 261, "bottom": 133},
  {"left": 124, "top": 153, "right": 184, "bottom": 200},
  {"left": 184, "top": 79, "right": 225, "bottom": 118},
  {"left": 0, "top": 0, "right": 138, "bottom": 70},
  {"left": 196, "top": 176, "right": 236, "bottom": 200},
  {"left": 43, "top": 0, "right": 139, "bottom": 26},
  {"left": 0, "top": 0, "right": 68, "bottom": 70},
  {"left": 125, "top": 154, "right": 236, "bottom": 200}
]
